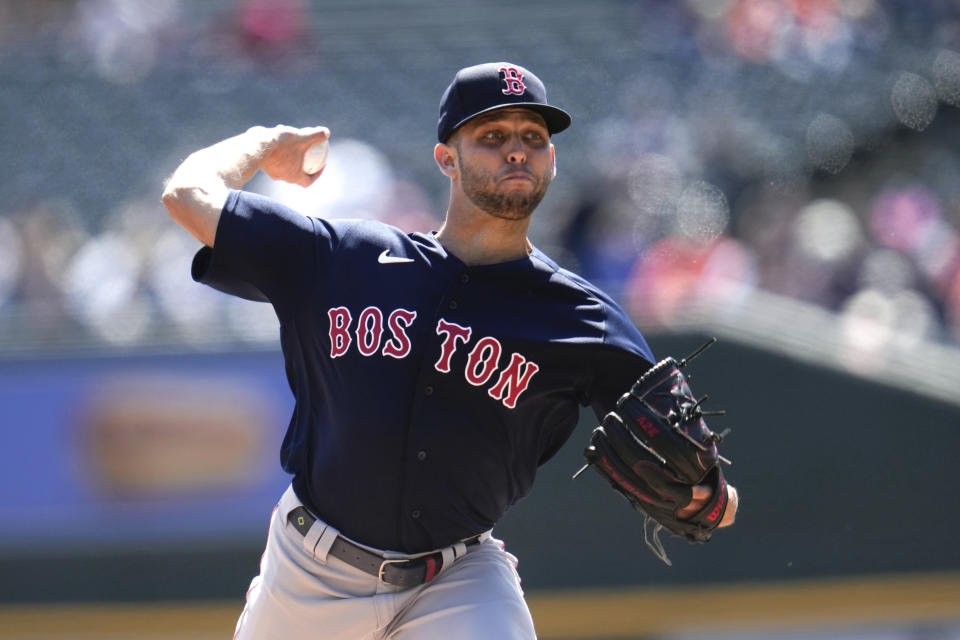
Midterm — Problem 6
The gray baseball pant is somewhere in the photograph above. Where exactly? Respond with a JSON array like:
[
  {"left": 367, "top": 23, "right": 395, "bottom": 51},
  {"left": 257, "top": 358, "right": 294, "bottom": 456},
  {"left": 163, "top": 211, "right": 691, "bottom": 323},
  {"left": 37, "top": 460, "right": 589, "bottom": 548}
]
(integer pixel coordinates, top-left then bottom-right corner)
[{"left": 233, "top": 485, "right": 537, "bottom": 639}]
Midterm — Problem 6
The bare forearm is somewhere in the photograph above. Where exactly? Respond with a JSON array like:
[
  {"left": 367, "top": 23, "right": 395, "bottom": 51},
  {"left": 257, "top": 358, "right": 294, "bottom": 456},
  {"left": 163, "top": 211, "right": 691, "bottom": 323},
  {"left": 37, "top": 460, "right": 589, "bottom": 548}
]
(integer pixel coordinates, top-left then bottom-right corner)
[
  {"left": 200, "top": 125, "right": 278, "bottom": 188},
  {"left": 161, "top": 125, "right": 330, "bottom": 247}
]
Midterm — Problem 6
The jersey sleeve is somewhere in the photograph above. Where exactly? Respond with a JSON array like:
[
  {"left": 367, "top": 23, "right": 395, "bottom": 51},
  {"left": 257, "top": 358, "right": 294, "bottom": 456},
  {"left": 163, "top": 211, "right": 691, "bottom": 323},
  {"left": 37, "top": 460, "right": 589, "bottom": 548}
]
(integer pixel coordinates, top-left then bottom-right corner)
[
  {"left": 191, "top": 190, "right": 345, "bottom": 320},
  {"left": 585, "top": 347, "right": 653, "bottom": 419},
  {"left": 584, "top": 293, "right": 657, "bottom": 420}
]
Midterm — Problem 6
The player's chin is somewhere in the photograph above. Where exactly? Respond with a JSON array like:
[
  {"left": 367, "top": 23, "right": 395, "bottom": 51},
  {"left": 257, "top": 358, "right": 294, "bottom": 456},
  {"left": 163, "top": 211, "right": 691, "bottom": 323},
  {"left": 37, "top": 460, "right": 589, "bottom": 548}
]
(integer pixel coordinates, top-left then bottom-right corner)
[
  {"left": 497, "top": 181, "right": 545, "bottom": 202},
  {"left": 471, "top": 183, "right": 546, "bottom": 220}
]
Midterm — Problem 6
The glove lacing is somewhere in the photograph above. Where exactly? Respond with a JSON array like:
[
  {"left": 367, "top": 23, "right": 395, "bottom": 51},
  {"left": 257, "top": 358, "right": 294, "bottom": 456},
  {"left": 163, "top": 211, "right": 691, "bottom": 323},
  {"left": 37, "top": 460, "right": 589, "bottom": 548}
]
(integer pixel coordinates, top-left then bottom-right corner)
[{"left": 642, "top": 515, "right": 671, "bottom": 566}]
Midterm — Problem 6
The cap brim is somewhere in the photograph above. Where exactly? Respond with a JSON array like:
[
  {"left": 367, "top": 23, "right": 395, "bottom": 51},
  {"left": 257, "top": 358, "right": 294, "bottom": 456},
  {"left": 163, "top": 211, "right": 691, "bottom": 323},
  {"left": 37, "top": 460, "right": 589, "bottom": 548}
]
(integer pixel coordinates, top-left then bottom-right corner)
[{"left": 445, "top": 103, "right": 571, "bottom": 141}]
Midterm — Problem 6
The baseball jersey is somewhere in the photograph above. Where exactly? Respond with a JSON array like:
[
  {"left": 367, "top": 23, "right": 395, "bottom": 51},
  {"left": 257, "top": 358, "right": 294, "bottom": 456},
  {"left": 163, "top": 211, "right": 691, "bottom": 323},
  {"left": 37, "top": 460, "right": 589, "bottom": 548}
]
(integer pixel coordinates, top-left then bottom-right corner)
[{"left": 193, "top": 190, "right": 655, "bottom": 553}]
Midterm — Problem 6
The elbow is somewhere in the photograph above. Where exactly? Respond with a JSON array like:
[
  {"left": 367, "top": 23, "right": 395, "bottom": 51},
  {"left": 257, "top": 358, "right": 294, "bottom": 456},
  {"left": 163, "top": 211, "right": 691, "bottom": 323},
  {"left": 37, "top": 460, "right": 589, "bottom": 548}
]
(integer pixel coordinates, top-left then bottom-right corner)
[
  {"left": 161, "top": 182, "right": 201, "bottom": 241},
  {"left": 161, "top": 181, "right": 187, "bottom": 223},
  {"left": 159, "top": 177, "right": 221, "bottom": 248}
]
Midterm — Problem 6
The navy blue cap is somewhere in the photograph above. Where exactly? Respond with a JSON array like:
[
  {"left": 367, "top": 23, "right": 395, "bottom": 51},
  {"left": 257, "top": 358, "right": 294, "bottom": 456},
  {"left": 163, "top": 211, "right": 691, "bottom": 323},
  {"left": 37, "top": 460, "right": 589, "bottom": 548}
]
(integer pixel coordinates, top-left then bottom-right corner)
[{"left": 437, "top": 62, "right": 571, "bottom": 142}]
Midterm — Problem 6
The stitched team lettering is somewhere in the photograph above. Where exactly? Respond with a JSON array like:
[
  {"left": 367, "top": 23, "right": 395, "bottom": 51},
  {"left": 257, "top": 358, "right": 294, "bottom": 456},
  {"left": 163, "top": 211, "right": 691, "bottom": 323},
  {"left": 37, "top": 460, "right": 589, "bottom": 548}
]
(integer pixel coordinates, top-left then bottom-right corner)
[
  {"left": 500, "top": 66, "right": 525, "bottom": 95},
  {"left": 328, "top": 306, "right": 417, "bottom": 359},
  {"left": 327, "top": 307, "right": 538, "bottom": 409},
  {"left": 436, "top": 319, "right": 539, "bottom": 408}
]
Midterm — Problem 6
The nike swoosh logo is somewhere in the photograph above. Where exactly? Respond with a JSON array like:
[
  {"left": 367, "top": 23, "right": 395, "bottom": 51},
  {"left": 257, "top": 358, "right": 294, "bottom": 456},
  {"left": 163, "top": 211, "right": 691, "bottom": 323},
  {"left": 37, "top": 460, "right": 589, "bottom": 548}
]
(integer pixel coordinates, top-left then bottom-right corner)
[{"left": 378, "top": 249, "right": 415, "bottom": 264}]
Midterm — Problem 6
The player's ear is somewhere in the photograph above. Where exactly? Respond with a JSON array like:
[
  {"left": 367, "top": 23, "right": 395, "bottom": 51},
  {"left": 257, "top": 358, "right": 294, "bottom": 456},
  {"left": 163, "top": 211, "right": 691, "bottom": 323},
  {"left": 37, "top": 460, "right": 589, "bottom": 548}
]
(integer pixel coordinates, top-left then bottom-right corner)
[
  {"left": 550, "top": 143, "right": 557, "bottom": 180},
  {"left": 434, "top": 143, "right": 458, "bottom": 178}
]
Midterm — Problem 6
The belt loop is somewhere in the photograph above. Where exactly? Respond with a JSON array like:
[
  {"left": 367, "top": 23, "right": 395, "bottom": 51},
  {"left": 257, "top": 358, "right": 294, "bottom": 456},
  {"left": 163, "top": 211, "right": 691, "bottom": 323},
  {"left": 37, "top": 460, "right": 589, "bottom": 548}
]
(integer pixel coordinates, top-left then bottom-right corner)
[
  {"left": 439, "top": 546, "right": 455, "bottom": 573},
  {"left": 313, "top": 523, "right": 339, "bottom": 562},
  {"left": 302, "top": 519, "right": 327, "bottom": 558},
  {"left": 452, "top": 541, "right": 467, "bottom": 559}
]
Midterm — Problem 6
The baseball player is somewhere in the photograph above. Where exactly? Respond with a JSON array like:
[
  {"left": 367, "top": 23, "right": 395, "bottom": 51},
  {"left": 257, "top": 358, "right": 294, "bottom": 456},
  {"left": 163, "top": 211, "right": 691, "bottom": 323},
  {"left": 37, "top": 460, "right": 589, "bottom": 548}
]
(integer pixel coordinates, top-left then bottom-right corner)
[{"left": 162, "top": 62, "right": 738, "bottom": 639}]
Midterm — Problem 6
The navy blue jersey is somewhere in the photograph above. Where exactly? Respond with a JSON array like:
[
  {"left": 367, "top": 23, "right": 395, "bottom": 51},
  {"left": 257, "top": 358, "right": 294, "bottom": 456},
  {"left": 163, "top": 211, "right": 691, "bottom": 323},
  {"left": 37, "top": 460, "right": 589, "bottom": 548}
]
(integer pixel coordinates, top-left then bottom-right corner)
[{"left": 193, "top": 190, "right": 655, "bottom": 553}]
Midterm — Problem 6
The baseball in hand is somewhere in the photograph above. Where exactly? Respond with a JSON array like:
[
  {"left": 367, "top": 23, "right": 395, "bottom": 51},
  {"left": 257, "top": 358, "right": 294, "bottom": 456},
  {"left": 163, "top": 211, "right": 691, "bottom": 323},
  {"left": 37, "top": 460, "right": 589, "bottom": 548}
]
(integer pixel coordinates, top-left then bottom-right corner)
[{"left": 302, "top": 140, "right": 329, "bottom": 175}]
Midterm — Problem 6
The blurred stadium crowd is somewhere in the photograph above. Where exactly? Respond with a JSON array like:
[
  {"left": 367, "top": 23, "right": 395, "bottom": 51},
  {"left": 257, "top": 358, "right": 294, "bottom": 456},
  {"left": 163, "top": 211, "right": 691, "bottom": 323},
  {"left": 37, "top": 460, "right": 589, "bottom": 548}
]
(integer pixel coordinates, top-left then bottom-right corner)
[{"left": 1, "top": 0, "right": 960, "bottom": 363}]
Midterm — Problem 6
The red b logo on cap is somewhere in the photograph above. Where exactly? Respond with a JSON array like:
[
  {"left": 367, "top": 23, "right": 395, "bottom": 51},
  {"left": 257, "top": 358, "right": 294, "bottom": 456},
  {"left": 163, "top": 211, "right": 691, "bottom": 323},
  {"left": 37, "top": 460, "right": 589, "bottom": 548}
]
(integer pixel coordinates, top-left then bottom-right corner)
[{"left": 500, "top": 66, "right": 525, "bottom": 95}]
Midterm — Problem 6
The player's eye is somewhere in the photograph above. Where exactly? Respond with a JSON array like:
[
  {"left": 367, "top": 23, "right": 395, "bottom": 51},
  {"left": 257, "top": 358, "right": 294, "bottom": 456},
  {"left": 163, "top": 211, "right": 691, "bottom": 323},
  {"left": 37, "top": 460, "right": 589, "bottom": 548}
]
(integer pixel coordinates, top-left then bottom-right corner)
[{"left": 523, "top": 130, "right": 548, "bottom": 146}]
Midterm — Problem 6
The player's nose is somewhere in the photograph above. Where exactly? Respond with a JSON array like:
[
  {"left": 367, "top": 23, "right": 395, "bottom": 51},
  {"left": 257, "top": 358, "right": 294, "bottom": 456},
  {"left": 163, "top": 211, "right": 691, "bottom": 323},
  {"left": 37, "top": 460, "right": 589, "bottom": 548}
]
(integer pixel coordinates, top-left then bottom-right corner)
[
  {"left": 506, "top": 148, "right": 526, "bottom": 164},
  {"left": 505, "top": 135, "right": 527, "bottom": 164}
]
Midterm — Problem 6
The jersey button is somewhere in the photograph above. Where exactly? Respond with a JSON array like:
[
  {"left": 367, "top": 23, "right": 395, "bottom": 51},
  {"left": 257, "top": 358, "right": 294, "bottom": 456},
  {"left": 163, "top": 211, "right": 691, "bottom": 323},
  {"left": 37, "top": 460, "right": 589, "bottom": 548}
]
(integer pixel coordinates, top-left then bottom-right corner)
[
  {"left": 460, "top": 273, "right": 470, "bottom": 284},
  {"left": 424, "top": 385, "right": 434, "bottom": 396},
  {"left": 448, "top": 300, "right": 458, "bottom": 310},
  {"left": 411, "top": 509, "right": 421, "bottom": 519},
  {"left": 417, "top": 450, "right": 427, "bottom": 461}
]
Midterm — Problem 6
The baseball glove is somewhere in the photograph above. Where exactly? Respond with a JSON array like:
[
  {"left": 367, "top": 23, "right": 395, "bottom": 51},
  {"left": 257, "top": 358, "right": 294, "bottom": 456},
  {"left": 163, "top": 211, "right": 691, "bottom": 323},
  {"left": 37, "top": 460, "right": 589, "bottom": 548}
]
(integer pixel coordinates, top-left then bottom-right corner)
[{"left": 575, "top": 338, "right": 731, "bottom": 565}]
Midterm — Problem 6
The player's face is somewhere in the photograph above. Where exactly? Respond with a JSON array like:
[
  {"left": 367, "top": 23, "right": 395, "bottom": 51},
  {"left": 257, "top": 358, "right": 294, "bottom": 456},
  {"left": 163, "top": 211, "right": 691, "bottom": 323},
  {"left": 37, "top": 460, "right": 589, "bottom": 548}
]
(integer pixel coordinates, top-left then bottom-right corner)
[{"left": 452, "top": 109, "right": 555, "bottom": 221}]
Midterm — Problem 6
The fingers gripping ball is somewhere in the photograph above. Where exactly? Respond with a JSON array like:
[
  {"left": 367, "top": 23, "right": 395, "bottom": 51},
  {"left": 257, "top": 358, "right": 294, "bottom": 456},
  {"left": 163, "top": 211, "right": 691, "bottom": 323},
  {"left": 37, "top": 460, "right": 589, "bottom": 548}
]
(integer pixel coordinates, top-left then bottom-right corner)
[
  {"left": 576, "top": 339, "right": 732, "bottom": 565},
  {"left": 302, "top": 140, "right": 329, "bottom": 175}
]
